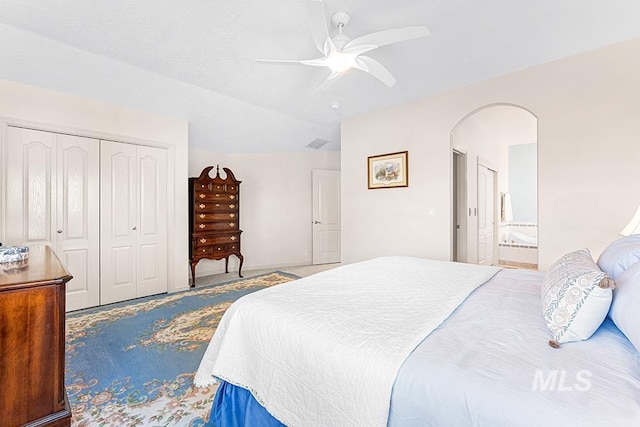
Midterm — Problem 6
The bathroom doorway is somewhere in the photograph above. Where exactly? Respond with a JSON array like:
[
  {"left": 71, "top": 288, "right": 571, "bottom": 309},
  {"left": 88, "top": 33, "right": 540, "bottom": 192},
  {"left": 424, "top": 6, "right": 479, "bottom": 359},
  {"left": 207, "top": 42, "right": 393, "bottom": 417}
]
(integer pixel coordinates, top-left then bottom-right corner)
[{"left": 451, "top": 104, "right": 538, "bottom": 268}]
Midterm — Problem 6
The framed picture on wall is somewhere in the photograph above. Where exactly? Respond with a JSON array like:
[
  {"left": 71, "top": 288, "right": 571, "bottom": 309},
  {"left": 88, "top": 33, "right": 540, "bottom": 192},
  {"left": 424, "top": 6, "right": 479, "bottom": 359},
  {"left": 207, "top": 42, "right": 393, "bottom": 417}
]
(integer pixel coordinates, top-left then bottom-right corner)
[{"left": 367, "top": 151, "right": 409, "bottom": 189}]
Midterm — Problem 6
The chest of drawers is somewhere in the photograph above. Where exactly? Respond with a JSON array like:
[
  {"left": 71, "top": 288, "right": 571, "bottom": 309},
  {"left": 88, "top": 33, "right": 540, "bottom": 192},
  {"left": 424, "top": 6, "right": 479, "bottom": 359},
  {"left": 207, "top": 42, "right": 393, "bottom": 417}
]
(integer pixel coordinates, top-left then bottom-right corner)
[
  {"left": 0, "top": 246, "right": 72, "bottom": 426},
  {"left": 189, "top": 166, "right": 244, "bottom": 286}
]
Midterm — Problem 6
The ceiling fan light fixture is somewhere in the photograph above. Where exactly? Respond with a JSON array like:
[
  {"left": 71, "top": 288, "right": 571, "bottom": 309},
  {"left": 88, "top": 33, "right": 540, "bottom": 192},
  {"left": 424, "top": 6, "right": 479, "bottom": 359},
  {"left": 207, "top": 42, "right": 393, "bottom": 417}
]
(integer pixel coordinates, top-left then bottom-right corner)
[
  {"left": 327, "top": 51, "right": 355, "bottom": 72},
  {"left": 257, "top": 1, "right": 430, "bottom": 93}
]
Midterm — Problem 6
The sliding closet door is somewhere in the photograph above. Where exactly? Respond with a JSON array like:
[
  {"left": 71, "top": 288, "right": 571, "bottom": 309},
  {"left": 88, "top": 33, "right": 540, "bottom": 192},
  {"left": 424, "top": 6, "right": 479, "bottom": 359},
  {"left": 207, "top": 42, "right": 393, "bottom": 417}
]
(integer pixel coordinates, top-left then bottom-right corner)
[
  {"left": 5, "top": 127, "right": 100, "bottom": 311},
  {"left": 136, "top": 145, "right": 167, "bottom": 298},
  {"left": 101, "top": 141, "right": 168, "bottom": 304},
  {"left": 57, "top": 134, "right": 100, "bottom": 311},
  {"left": 101, "top": 141, "right": 138, "bottom": 304}
]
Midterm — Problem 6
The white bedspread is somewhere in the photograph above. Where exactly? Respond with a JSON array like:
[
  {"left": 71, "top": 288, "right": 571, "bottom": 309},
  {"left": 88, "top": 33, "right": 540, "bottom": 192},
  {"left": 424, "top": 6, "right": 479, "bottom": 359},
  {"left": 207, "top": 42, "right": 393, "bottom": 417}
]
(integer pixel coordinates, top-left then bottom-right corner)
[{"left": 194, "top": 256, "right": 501, "bottom": 427}]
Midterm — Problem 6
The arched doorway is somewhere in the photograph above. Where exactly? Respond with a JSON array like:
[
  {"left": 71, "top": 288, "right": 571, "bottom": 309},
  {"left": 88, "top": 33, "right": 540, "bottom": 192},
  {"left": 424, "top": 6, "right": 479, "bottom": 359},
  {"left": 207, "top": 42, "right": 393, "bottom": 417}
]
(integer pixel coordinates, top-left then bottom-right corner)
[{"left": 451, "top": 104, "right": 538, "bottom": 268}]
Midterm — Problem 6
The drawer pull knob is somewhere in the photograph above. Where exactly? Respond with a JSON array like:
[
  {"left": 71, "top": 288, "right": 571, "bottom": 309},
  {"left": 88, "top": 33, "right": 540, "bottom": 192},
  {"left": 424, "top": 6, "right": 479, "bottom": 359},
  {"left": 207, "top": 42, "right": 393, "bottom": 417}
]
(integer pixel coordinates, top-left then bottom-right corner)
[
  {"left": 199, "top": 224, "right": 206, "bottom": 229},
  {"left": 230, "top": 236, "right": 237, "bottom": 241},
  {"left": 199, "top": 214, "right": 205, "bottom": 219},
  {"left": 229, "top": 204, "right": 235, "bottom": 209},
  {"left": 199, "top": 204, "right": 205, "bottom": 209},
  {"left": 200, "top": 238, "right": 207, "bottom": 243},
  {"left": 229, "top": 213, "right": 235, "bottom": 218},
  {"left": 217, "top": 247, "right": 222, "bottom": 251},
  {"left": 201, "top": 249, "right": 207, "bottom": 253},
  {"left": 216, "top": 194, "right": 220, "bottom": 197},
  {"left": 230, "top": 195, "right": 235, "bottom": 200},
  {"left": 215, "top": 203, "right": 220, "bottom": 207},
  {"left": 199, "top": 194, "right": 206, "bottom": 199}
]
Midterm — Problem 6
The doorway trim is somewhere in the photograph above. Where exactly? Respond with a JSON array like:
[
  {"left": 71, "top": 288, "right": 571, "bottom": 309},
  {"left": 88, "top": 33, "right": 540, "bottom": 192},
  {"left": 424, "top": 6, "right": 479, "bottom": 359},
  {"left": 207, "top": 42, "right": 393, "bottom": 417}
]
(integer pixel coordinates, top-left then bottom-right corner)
[
  {"left": 477, "top": 158, "right": 499, "bottom": 265},
  {"left": 452, "top": 146, "right": 468, "bottom": 262}
]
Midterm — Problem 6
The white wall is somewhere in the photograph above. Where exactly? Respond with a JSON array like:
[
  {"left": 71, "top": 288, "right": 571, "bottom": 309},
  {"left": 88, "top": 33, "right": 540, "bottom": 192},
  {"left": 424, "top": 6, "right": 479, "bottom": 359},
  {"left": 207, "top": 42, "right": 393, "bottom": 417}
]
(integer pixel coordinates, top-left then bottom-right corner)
[
  {"left": 342, "top": 38, "right": 640, "bottom": 270},
  {"left": 509, "top": 143, "right": 538, "bottom": 223},
  {"left": 0, "top": 79, "right": 190, "bottom": 291},
  {"left": 189, "top": 149, "right": 340, "bottom": 277}
]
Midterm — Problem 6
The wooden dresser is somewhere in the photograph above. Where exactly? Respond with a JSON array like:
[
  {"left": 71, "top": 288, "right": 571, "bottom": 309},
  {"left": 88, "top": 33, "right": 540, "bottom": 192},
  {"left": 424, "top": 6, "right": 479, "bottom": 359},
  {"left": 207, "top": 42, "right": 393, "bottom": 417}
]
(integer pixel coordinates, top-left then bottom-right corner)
[
  {"left": 189, "top": 166, "right": 244, "bottom": 286},
  {"left": 0, "top": 246, "right": 72, "bottom": 427}
]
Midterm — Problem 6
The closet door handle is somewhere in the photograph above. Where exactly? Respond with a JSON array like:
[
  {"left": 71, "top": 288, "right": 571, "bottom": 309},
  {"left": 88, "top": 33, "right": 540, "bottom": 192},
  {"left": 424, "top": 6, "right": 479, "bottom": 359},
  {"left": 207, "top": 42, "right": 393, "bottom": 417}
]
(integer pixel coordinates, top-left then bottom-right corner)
[{"left": 132, "top": 226, "right": 137, "bottom": 230}]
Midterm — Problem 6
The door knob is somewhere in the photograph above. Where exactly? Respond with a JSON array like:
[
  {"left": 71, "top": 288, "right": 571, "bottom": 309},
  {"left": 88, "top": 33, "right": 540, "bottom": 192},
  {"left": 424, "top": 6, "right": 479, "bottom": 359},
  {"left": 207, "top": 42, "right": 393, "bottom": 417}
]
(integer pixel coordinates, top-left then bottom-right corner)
[
  {"left": 132, "top": 226, "right": 137, "bottom": 230},
  {"left": 313, "top": 220, "right": 322, "bottom": 224},
  {"left": 57, "top": 230, "right": 63, "bottom": 234}
]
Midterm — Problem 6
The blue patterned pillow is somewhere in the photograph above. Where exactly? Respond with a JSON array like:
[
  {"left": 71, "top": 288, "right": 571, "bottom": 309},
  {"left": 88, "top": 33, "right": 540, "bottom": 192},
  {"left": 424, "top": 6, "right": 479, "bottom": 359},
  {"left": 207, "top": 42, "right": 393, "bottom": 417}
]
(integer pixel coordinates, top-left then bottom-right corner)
[{"left": 542, "top": 249, "right": 615, "bottom": 346}]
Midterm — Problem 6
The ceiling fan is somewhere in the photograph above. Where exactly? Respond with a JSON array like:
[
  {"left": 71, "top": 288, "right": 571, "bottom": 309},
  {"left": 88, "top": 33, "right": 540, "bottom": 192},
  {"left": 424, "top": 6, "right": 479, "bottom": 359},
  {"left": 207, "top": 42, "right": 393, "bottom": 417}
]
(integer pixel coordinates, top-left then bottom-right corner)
[{"left": 257, "top": 0, "right": 430, "bottom": 94}]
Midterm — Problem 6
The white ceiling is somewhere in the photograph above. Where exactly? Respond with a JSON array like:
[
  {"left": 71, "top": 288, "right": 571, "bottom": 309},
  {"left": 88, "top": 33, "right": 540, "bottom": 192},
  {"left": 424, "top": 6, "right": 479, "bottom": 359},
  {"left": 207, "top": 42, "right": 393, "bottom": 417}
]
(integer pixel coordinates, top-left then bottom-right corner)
[{"left": 2, "top": 0, "right": 640, "bottom": 152}]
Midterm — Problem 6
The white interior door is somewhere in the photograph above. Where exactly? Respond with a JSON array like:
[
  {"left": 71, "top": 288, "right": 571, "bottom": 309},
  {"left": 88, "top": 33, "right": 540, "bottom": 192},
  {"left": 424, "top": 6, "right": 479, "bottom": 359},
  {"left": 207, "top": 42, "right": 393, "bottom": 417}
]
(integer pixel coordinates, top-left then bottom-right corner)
[
  {"left": 5, "top": 127, "right": 56, "bottom": 247},
  {"left": 101, "top": 140, "right": 138, "bottom": 304},
  {"left": 57, "top": 134, "right": 100, "bottom": 311},
  {"left": 477, "top": 164, "right": 496, "bottom": 265},
  {"left": 312, "top": 169, "right": 341, "bottom": 265},
  {"left": 136, "top": 145, "right": 168, "bottom": 298}
]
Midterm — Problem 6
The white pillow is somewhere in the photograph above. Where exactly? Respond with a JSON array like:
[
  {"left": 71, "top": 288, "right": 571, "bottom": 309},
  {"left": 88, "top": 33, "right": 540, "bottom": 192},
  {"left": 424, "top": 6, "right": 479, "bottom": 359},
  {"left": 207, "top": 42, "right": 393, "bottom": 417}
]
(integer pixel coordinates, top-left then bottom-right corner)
[
  {"left": 609, "top": 260, "right": 640, "bottom": 352},
  {"left": 597, "top": 234, "right": 640, "bottom": 280},
  {"left": 542, "top": 249, "right": 615, "bottom": 346}
]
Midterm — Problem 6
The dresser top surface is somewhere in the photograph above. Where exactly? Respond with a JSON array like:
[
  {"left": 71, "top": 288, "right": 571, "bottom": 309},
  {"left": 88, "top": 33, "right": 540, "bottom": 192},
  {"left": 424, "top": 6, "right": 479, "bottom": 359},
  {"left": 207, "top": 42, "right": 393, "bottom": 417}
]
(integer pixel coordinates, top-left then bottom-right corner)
[{"left": 0, "top": 246, "right": 71, "bottom": 288}]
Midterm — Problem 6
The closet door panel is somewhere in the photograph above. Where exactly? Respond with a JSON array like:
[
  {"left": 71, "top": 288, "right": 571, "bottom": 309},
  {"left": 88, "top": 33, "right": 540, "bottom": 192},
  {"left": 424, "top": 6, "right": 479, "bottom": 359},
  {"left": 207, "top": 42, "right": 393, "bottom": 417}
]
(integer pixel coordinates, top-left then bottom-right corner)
[
  {"left": 136, "top": 146, "right": 168, "bottom": 298},
  {"left": 5, "top": 127, "right": 56, "bottom": 247},
  {"left": 101, "top": 141, "right": 138, "bottom": 305},
  {"left": 58, "top": 134, "right": 100, "bottom": 311}
]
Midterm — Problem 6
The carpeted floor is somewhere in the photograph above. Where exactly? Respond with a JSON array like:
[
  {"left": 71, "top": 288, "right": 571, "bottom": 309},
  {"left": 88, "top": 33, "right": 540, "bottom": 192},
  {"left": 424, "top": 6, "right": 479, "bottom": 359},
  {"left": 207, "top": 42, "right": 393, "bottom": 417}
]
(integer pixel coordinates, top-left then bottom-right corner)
[{"left": 65, "top": 271, "right": 299, "bottom": 427}]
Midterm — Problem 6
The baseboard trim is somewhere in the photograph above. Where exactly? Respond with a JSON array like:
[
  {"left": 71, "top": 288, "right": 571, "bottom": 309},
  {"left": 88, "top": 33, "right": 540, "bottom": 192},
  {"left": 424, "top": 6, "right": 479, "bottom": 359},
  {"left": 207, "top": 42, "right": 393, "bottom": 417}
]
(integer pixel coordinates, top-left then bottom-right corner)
[{"left": 194, "top": 259, "right": 313, "bottom": 279}]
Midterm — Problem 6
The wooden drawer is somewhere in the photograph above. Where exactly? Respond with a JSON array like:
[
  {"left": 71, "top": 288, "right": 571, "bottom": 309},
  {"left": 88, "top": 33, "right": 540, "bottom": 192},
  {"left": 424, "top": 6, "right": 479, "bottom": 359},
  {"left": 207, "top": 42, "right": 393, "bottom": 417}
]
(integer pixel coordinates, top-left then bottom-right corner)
[
  {"left": 194, "top": 182, "right": 227, "bottom": 192},
  {"left": 194, "top": 221, "right": 238, "bottom": 231},
  {"left": 195, "top": 212, "right": 239, "bottom": 222},
  {"left": 193, "top": 242, "right": 241, "bottom": 257},
  {"left": 195, "top": 192, "right": 238, "bottom": 202},
  {"left": 194, "top": 202, "right": 238, "bottom": 213},
  {"left": 194, "top": 232, "right": 241, "bottom": 246},
  {"left": 195, "top": 202, "right": 239, "bottom": 212},
  {"left": 193, "top": 212, "right": 239, "bottom": 223}
]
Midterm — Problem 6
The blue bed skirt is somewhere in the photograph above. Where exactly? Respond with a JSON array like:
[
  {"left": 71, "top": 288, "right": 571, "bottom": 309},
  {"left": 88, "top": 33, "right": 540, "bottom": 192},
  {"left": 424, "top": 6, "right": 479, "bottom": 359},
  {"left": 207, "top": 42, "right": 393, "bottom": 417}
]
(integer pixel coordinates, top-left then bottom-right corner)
[{"left": 206, "top": 380, "right": 285, "bottom": 427}]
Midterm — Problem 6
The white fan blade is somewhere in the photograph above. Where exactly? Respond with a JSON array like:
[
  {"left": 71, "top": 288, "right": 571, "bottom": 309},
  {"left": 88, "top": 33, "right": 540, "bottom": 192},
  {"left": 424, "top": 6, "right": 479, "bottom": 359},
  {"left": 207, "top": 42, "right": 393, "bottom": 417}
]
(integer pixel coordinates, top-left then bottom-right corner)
[
  {"left": 343, "top": 26, "right": 430, "bottom": 55},
  {"left": 308, "top": 0, "right": 331, "bottom": 55},
  {"left": 255, "top": 59, "right": 308, "bottom": 64},
  {"left": 255, "top": 58, "right": 328, "bottom": 67},
  {"left": 354, "top": 56, "right": 397, "bottom": 87},
  {"left": 311, "top": 71, "right": 344, "bottom": 95}
]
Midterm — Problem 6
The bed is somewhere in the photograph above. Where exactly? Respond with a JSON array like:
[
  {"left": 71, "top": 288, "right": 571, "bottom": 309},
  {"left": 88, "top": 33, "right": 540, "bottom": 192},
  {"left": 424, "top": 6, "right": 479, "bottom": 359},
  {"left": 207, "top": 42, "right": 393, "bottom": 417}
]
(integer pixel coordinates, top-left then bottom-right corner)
[{"left": 194, "top": 254, "right": 640, "bottom": 426}]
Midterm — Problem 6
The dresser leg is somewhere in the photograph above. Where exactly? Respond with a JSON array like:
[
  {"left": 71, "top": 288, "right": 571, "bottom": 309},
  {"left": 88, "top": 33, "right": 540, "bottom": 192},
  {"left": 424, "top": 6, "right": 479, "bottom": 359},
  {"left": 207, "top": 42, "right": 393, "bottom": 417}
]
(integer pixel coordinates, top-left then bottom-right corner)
[
  {"left": 190, "top": 262, "right": 197, "bottom": 288},
  {"left": 237, "top": 254, "right": 244, "bottom": 278},
  {"left": 225, "top": 256, "right": 229, "bottom": 274}
]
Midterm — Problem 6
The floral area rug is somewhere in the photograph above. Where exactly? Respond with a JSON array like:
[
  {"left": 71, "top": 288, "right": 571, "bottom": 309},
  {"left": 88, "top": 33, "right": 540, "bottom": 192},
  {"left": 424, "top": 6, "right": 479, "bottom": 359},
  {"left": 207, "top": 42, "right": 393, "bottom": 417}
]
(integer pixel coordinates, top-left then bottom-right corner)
[{"left": 65, "top": 271, "right": 299, "bottom": 426}]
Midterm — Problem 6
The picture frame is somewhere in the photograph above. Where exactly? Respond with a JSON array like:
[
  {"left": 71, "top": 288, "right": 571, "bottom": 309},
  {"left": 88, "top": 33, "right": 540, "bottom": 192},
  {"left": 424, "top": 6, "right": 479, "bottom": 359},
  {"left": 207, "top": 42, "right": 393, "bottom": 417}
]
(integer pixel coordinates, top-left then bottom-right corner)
[{"left": 367, "top": 151, "right": 409, "bottom": 189}]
